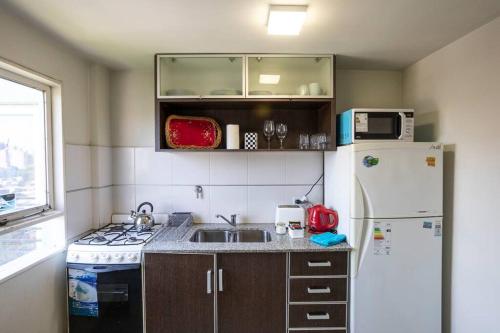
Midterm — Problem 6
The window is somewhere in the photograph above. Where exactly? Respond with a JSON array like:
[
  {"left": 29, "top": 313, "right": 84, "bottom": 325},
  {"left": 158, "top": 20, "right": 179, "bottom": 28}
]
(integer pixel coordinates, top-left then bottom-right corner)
[
  {"left": 0, "top": 68, "right": 53, "bottom": 225},
  {"left": 0, "top": 63, "right": 63, "bottom": 282}
]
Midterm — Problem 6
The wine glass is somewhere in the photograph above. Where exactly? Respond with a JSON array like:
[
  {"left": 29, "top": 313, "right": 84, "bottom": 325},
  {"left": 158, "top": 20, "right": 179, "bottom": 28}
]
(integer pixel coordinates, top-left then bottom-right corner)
[
  {"left": 263, "top": 120, "right": 275, "bottom": 150},
  {"left": 276, "top": 123, "right": 288, "bottom": 149}
]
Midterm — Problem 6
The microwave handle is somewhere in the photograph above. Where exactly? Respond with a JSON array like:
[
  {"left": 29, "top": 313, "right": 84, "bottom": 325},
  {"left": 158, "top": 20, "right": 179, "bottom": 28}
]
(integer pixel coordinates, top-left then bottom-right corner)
[{"left": 397, "top": 112, "right": 406, "bottom": 139}]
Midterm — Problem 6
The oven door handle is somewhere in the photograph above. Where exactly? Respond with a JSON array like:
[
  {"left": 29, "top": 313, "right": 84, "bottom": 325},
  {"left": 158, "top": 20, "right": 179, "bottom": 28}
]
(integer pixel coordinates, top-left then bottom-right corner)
[{"left": 67, "top": 263, "right": 141, "bottom": 273}]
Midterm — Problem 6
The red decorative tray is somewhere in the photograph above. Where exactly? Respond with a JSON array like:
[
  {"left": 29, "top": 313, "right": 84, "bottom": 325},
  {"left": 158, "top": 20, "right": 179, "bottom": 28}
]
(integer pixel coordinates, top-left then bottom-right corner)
[{"left": 166, "top": 115, "right": 222, "bottom": 149}]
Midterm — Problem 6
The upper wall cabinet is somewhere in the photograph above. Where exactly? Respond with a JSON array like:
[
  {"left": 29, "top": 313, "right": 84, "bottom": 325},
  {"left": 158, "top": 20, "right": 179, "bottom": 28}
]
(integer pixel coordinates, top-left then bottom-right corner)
[
  {"left": 247, "top": 55, "right": 333, "bottom": 98},
  {"left": 156, "top": 54, "right": 334, "bottom": 99},
  {"left": 157, "top": 55, "right": 245, "bottom": 98}
]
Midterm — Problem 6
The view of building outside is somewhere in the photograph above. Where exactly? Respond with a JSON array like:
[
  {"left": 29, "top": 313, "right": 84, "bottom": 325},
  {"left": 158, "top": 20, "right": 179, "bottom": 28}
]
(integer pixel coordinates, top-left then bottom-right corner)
[{"left": 0, "top": 76, "right": 48, "bottom": 216}]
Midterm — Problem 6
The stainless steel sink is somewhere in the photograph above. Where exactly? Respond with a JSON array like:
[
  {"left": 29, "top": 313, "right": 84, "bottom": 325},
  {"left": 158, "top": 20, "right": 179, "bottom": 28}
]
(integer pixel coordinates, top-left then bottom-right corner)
[
  {"left": 233, "top": 230, "right": 272, "bottom": 243},
  {"left": 189, "top": 229, "right": 272, "bottom": 243},
  {"left": 189, "top": 230, "right": 232, "bottom": 243}
]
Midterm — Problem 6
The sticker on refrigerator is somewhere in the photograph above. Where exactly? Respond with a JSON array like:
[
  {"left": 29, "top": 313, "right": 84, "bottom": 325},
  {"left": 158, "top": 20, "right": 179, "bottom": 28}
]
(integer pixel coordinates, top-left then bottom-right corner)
[
  {"left": 68, "top": 268, "right": 98, "bottom": 317},
  {"left": 426, "top": 156, "right": 436, "bottom": 167},
  {"left": 374, "top": 222, "right": 392, "bottom": 255},
  {"left": 355, "top": 113, "right": 368, "bottom": 132},
  {"left": 434, "top": 222, "right": 442, "bottom": 237},
  {"left": 363, "top": 155, "right": 379, "bottom": 168}
]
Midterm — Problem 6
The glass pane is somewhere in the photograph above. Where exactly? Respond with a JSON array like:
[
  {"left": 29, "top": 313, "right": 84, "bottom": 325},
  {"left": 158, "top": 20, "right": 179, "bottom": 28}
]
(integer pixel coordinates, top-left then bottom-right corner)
[
  {"left": 159, "top": 56, "right": 243, "bottom": 96},
  {"left": 0, "top": 77, "right": 48, "bottom": 217},
  {"left": 0, "top": 217, "right": 65, "bottom": 279},
  {"left": 248, "top": 56, "right": 331, "bottom": 96}
]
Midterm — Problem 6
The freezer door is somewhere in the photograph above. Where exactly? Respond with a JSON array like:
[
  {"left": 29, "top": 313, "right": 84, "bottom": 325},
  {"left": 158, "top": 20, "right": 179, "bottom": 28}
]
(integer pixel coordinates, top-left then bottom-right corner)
[
  {"left": 352, "top": 142, "right": 443, "bottom": 218},
  {"left": 350, "top": 217, "right": 442, "bottom": 333}
]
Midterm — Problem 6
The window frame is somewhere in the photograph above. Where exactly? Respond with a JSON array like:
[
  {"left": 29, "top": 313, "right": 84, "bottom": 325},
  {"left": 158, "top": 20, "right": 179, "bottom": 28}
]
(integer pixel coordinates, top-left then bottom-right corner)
[{"left": 0, "top": 67, "right": 54, "bottom": 225}]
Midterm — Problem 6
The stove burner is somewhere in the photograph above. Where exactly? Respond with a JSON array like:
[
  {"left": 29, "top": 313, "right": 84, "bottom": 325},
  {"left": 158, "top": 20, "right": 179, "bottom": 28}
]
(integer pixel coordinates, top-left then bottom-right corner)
[
  {"left": 87, "top": 235, "right": 110, "bottom": 245},
  {"left": 109, "top": 225, "right": 126, "bottom": 232},
  {"left": 129, "top": 236, "right": 137, "bottom": 242}
]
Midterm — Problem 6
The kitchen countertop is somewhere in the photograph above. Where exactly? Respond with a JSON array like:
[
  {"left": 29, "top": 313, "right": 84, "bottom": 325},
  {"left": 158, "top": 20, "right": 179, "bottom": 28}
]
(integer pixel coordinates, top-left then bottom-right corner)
[{"left": 143, "top": 223, "right": 352, "bottom": 253}]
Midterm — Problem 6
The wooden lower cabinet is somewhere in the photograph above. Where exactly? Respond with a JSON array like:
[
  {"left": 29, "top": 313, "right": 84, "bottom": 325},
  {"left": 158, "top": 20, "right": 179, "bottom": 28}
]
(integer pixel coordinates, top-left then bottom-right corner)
[
  {"left": 217, "top": 253, "right": 287, "bottom": 333},
  {"left": 144, "top": 253, "right": 215, "bottom": 333},
  {"left": 144, "top": 252, "right": 287, "bottom": 333}
]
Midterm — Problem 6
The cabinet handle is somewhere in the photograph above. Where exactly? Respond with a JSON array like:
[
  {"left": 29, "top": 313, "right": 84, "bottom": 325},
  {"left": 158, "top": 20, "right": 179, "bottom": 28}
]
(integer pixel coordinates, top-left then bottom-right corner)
[
  {"left": 306, "top": 312, "right": 330, "bottom": 320},
  {"left": 207, "top": 270, "right": 212, "bottom": 294},
  {"left": 218, "top": 269, "right": 223, "bottom": 292},
  {"left": 307, "top": 260, "right": 331, "bottom": 267},
  {"left": 307, "top": 286, "right": 331, "bottom": 294}
]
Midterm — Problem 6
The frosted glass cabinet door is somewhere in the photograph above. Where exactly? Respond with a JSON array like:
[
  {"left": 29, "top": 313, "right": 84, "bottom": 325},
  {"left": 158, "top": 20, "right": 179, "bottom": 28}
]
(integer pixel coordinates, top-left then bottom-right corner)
[
  {"left": 247, "top": 55, "right": 333, "bottom": 98},
  {"left": 157, "top": 55, "right": 244, "bottom": 98}
]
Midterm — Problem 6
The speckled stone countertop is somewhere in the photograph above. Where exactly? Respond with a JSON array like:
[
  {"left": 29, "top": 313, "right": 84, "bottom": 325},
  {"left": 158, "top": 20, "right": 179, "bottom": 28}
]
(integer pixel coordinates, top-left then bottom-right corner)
[{"left": 143, "top": 223, "right": 351, "bottom": 253}]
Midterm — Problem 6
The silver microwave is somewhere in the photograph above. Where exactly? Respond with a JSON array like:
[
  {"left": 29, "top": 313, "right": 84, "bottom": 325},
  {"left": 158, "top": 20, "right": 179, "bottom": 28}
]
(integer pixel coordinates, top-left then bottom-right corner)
[{"left": 337, "top": 108, "right": 414, "bottom": 145}]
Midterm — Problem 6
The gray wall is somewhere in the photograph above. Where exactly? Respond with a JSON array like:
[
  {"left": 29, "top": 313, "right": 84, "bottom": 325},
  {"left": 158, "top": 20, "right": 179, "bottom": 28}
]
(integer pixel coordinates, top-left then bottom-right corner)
[{"left": 403, "top": 16, "right": 500, "bottom": 333}]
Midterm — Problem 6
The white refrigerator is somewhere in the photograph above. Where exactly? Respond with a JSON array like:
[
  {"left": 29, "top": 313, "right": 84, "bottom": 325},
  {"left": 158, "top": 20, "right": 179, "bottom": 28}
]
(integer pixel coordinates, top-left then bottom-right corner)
[{"left": 324, "top": 142, "right": 443, "bottom": 333}]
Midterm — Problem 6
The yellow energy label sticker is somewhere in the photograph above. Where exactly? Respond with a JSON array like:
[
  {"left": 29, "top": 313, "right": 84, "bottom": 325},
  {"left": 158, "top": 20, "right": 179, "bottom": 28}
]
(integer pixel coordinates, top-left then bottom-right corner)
[
  {"left": 374, "top": 222, "right": 392, "bottom": 255},
  {"left": 426, "top": 156, "right": 436, "bottom": 167}
]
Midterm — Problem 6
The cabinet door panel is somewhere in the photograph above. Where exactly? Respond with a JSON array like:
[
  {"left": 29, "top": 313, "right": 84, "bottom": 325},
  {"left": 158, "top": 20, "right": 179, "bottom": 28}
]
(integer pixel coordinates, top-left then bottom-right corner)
[
  {"left": 217, "top": 253, "right": 286, "bottom": 333},
  {"left": 144, "top": 253, "right": 214, "bottom": 333}
]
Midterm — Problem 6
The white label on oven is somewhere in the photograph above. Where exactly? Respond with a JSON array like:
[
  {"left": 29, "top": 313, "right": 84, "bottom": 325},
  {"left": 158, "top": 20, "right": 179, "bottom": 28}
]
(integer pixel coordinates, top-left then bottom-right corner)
[{"left": 355, "top": 113, "right": 368, "bottom": 132}]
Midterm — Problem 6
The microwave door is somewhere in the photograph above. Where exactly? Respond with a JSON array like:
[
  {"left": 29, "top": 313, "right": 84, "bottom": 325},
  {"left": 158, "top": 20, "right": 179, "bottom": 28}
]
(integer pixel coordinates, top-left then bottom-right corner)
[{"left": 354, "top": 112, "right": 400, "bottom": 140}]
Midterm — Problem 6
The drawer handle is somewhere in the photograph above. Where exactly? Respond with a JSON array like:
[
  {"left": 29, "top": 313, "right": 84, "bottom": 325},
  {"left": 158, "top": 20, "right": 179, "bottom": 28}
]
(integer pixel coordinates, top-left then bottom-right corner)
[
  {"left": 306, "top": 312, "right": 330, "bottom": 320},
  {"left": 307, "top": 286, "right": 331, "bottom": 294},
  {"left": 307, "top": 260, "right": 331, "bottom": 267}
]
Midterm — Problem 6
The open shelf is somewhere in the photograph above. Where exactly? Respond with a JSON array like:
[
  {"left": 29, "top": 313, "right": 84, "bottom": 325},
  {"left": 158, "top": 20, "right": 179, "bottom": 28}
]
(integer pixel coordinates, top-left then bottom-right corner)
[{"left": 155, "top": 99, "right": 336, "bottom": 151}]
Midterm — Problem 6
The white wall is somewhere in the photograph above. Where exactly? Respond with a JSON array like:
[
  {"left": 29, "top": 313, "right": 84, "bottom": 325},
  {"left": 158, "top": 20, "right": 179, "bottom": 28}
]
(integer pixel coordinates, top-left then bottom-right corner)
[
  {"left": 403, "top": 16, "right": 500, "bottom": 333},
  {"left": 0, "top": 7, "right": 111, "bottom": 333},
  {"left": 336, "top": 69, "right": 403, "bottom": 112}
]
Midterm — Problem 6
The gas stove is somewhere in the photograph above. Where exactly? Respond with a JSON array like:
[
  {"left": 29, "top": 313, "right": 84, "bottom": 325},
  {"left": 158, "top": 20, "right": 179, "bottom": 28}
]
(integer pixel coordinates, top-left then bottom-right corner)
[{"left": 66, "top": 223, "right": 163, "bottom": 264}]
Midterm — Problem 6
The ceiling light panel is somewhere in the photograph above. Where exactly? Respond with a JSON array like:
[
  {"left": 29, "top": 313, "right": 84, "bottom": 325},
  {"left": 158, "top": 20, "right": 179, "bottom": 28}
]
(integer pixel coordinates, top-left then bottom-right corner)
[{"left": 267, "top": 5, "right": 308, "bottom": 36}]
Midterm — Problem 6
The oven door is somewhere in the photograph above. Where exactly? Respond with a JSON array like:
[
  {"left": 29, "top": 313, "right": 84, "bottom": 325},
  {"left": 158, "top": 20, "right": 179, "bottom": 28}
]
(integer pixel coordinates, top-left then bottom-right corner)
[
  {"left": 67, "top": 263, "right": 142, "bottom": 333},
  {"left": 354, "top": 111, "right": 406, "bottom": 141}
]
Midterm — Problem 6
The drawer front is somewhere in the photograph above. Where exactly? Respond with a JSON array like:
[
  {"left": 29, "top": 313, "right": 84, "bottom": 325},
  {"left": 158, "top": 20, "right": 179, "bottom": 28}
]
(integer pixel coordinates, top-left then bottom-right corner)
[
  {"left": 289, "top": 304, "right": 346, "bottom": 328},
  {"left": 290, "top": 252, "right": 348, "bottom": 276},
  {"left": 290, "top": 278, "right": 347, "bottom": 302}
]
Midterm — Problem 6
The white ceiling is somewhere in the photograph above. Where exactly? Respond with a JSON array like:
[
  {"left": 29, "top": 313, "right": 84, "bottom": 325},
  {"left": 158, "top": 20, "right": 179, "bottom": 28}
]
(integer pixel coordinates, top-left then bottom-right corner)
[{"left": 3, "top": 0, "right": 500, "bottom": 70}]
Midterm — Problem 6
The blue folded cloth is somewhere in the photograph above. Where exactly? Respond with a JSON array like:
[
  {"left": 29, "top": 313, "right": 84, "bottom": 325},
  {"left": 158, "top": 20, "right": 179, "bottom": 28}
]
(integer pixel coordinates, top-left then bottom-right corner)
[{"left": 310, "top": 233, "right": 346, "bottom": 247}]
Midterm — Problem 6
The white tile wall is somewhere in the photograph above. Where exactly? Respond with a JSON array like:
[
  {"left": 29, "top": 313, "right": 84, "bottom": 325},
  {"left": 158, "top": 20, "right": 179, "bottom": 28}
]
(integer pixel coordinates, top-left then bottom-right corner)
[
  {"left": 113, "top": 185, "right": 135, "bottom": 213},
  {"left": 247, "top": 186, "right": 285, "bottom": 222},
  {"left": 112, "top": 147, "right": 134, "bottom": 185},
  {"left": 209, "top": 186, "right": 248, "bottom": 223},
  {"left": 135, "top": 147, "right": 172, "bottom": 185},
  {"left": 170, "top": 186, "right": 210, "bottom": 223},
  {"left": 171, "top": 152, "right": 210, "bottom": 185},
  {"left": 248, "top": 152, "right": 286, "bottom": 185},
  {"left": 210, "top": 152, "right": 247, "bottom": 185},
  {"left": 91, "top": 146, "right": 112, "bottom": 187},
  {"left": 110, "top": 148, "right": 325, "bottom": 223},
  {"left": 135, "top": 185, "right": 171, "bottom": 213},
  {"left": 92, "top": 187, "right": 113, "bottom": 228},
  {"left": 65, "top": 145, "right": 92, "bottom": 191},
  {"left": 285, "top": 152, "right": 324, "bottom": 184},
  {"left": 66, "top": 189, "right": 92, "bottom": 239}
]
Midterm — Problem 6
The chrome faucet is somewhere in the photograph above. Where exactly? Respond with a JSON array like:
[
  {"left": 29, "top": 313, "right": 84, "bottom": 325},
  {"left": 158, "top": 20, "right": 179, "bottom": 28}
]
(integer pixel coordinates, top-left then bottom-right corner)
[{"left": 216, "top": 214, "right": 237, "bottom": 227}]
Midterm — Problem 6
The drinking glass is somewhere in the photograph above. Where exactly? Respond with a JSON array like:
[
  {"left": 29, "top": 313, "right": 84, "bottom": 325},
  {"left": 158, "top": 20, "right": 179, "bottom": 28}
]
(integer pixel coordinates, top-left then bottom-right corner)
[
  {"left": 299, "top": 134, "right": 310, "bottom": 149},
  {"left": 310, "top": 134, "right": 319, "bottom": 150},
  {"left": 318, "top": 133, "right": 328, "bottom": 150},
  {"left": 276, "top": 123, "right": 288, "bottom": 149},
  {"left": 263, "top": 120, "right": 275, "bottom": 150}
]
